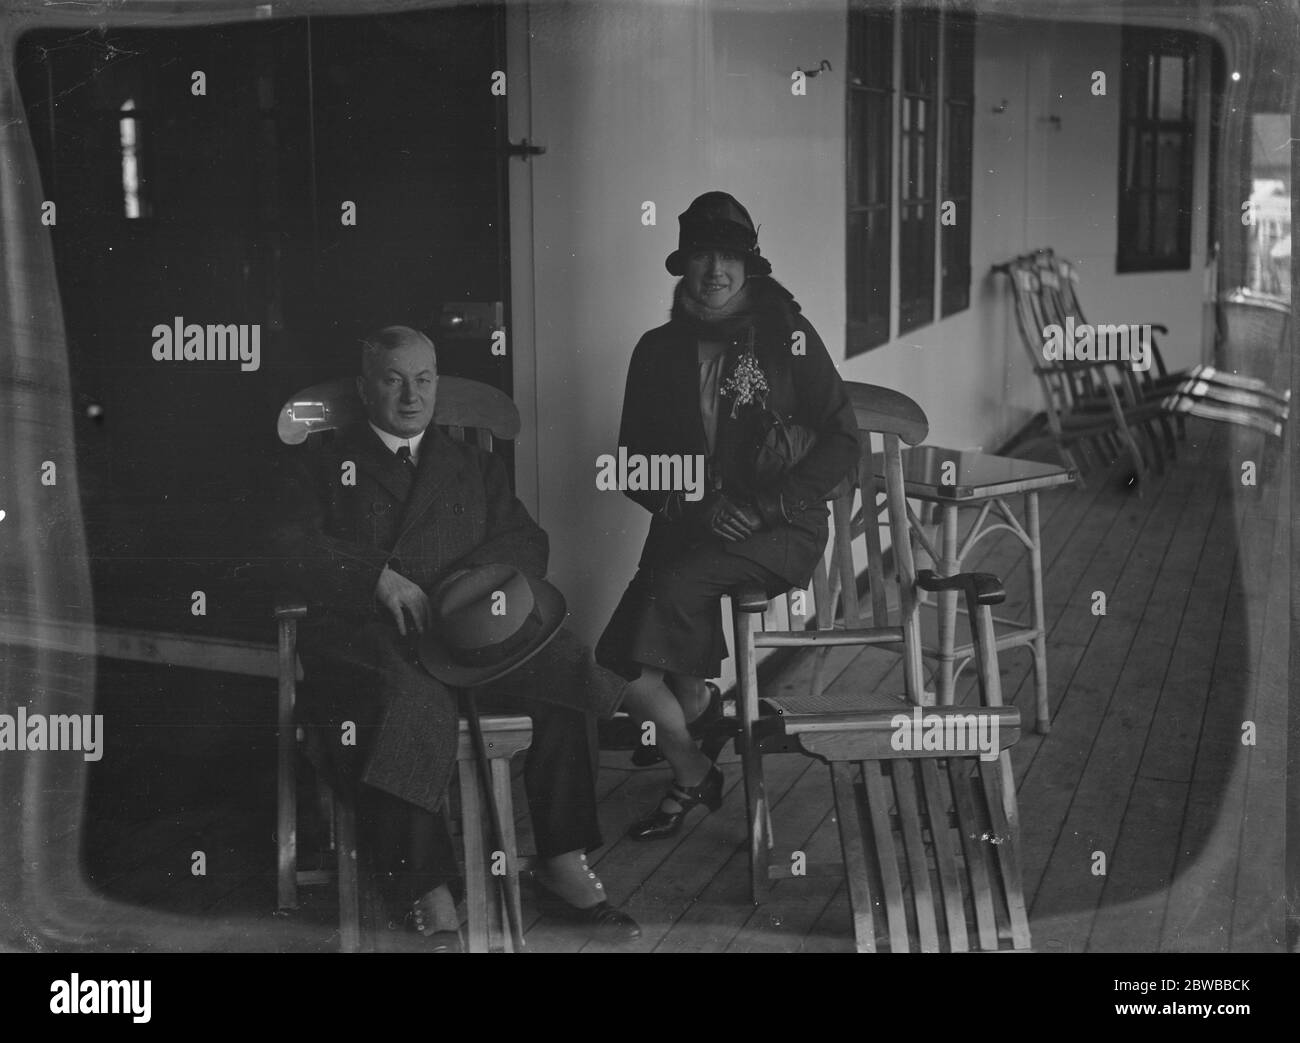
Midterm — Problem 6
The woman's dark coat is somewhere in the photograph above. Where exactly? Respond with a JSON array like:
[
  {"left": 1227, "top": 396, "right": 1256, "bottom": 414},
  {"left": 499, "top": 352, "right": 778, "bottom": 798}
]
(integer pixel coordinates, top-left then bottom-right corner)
[{"left": 617, "top": 276, "right": 861, "bottom": 588}]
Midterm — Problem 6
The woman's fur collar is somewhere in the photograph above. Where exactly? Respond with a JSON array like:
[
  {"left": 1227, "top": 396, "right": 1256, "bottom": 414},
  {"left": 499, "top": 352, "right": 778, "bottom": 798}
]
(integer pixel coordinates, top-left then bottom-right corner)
[{"left": 670, "top": 275, "right": 802, "bottom": 331}]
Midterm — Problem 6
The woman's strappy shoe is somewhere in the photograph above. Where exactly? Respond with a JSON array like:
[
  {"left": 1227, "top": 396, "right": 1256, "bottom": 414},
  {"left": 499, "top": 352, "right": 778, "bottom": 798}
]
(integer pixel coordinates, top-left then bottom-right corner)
[{"left": 626, "top": 765, "right": 724, "bottom": 841}]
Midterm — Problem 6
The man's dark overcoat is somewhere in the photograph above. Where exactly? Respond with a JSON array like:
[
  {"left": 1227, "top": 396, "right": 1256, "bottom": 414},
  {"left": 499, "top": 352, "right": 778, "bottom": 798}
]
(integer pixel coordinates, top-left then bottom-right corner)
[{"left": 268, "top": 422, "right": 616, "bottom": 813}]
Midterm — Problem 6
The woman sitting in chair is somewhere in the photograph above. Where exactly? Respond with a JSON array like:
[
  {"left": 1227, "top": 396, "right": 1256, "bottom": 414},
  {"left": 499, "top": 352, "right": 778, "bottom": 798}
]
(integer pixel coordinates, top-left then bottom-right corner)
[{"left": 599, "top": 191, "right": 860, "bottom": 840}]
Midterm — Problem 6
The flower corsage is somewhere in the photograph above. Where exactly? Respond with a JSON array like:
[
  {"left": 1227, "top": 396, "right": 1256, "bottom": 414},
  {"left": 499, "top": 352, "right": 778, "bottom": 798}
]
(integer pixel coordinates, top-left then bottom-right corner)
[{"left": 719, "top": 330, "right": 770, "bottom": 419}]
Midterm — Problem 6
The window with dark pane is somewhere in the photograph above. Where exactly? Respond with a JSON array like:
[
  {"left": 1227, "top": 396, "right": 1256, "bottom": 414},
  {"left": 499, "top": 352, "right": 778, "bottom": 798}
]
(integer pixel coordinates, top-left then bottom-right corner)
[
  {"left": 898, "top": 7, "right": 938, "bottom": 334},
  {"left": 1117, "top": 28, "right": 1197, "bottom": 272},
  {"left": 846, "top": 0, "right": 894, "bottom": 355},
  {"left": 941, "top": 10, "right": 974, "bottom": 317}
]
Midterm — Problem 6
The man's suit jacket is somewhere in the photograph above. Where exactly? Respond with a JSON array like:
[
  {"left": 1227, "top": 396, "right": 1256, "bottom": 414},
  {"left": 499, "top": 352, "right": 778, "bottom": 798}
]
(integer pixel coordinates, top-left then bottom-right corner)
[{"left": 267, "top": 422, "right": 554, "bottom": 811}]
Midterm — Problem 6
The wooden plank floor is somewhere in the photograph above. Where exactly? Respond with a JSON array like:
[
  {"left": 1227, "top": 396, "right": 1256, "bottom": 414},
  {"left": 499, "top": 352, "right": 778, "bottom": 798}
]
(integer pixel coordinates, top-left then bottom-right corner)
[{"left": 70, "top": 407, "right": 1290, "bottom": 953}]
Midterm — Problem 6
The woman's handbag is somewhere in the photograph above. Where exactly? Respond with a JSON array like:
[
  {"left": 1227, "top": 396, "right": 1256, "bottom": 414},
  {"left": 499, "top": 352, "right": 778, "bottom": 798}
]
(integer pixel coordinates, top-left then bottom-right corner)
[{"left": 749, "top": 407, "right": 817, "bottom": 489}]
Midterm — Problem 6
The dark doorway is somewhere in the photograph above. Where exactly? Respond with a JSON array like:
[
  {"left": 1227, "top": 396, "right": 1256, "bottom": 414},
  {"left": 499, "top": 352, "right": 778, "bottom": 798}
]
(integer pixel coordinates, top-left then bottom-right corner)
[{"left": 16, "top": 5, "right": 511, "bottom": 631}]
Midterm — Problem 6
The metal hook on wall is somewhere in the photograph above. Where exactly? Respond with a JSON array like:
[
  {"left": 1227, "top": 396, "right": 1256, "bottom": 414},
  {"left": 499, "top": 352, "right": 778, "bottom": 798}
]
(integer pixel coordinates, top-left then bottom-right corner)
[{"left": 797, "top": 59, "right": 833, "bottom": 78}]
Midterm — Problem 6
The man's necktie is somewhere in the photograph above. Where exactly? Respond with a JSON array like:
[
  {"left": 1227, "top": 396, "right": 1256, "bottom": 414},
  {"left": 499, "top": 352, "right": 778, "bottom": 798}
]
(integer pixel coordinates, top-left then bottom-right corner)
[{"left": 395, "top": 445, "right": 416, "bottom": 473}]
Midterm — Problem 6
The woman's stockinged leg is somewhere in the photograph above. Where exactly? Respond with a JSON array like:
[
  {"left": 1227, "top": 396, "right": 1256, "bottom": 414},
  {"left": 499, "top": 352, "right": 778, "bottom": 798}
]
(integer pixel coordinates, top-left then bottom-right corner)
[
  {"left": 620, "top": 665, "right": 714, "bottom": 796},
  {"left": 666, "top": 673, "right": 710, "bottom": 723}
]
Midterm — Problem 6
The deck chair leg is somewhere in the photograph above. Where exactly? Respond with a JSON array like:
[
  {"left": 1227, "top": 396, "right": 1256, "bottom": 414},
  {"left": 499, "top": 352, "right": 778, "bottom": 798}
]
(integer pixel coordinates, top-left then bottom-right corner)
[
  {"left": 977, "top": 760, "right": 1032, "bottom": 949},
  {"left": 830, "top": 763, "right": 877, "bottom": 953},
  {"left": 276, "top": 617, "right": 298, "bottom": 911},
  {"left": 746, "top": 765, "right": 771, "bottom": 904},
  {"left": 490, "top": 757, "right": 524, "bottom": 953},
  {"left": 334, "top": 795, "right": 361, "bottom": 954},
  {"left": 1061, "top": 444, "right": 1088, "bottom": 488},
  {"left": 734, "top": 606, "right": 772, "bottom": 903},
  {"left": 459, "top": 757, "right": 490, "bottom": 953},
  {"left": 1025, "top": 493, "right": 1050, "bottom": 734},
  {"left": 741, "top": 721, "right": 773, "bottom": 903}
]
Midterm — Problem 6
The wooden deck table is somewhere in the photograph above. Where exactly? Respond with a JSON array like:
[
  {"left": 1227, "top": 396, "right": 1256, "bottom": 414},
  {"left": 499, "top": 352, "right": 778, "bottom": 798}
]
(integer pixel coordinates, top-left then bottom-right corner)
[{"left": 872, "top": 447, "right": 1076, "bottom": 733}]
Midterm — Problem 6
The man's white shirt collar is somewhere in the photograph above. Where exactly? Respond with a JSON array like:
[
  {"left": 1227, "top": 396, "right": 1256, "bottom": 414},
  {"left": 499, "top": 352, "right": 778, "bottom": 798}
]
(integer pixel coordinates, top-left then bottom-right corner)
[{"left": 369, "top": 423, "right": 426, "bottom": 464}]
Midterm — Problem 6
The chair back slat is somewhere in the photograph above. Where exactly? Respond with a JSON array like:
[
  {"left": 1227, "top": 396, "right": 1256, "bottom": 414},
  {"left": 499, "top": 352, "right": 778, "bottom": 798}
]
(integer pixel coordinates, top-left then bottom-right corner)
[
  {"left": 880, "top": 431, "right": 926, "bottom": 704},
  {"left": 831, "top": 497, "right": 860, "bottom": 628},
  {"left": 809, "top": 557, "right": 832, "bottom": 632},
  {"left": 858, "top": 458, "right": 890, "bottom": 628}
]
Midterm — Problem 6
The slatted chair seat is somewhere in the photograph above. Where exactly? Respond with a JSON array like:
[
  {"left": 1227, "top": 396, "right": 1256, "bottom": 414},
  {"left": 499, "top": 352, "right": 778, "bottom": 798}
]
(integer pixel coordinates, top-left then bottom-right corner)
[{"left": 760, "top": 706, "right": 1029, "bottom": 953}]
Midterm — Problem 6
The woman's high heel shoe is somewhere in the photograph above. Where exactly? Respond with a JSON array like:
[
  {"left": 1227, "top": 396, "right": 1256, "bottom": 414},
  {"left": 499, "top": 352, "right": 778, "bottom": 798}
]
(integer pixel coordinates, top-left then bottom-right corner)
[{"left": 625, "top": 766, "right": 724, "bottom": 841}]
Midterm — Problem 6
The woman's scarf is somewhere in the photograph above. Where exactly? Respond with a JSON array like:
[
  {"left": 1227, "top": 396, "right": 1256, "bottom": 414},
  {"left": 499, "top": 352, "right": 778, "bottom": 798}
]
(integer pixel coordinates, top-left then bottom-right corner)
[
  {"left": 672, "top": 276, "right": 802, "bottom": 343},
  {"left": 676, "top": 280, "right": 756, "bottom": 341}
]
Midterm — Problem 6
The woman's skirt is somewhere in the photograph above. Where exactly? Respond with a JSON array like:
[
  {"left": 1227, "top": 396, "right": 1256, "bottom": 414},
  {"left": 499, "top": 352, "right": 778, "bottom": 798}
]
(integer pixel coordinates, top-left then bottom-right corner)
[{"left": 596, "top": 540, "right": 788, "bottom": 680}]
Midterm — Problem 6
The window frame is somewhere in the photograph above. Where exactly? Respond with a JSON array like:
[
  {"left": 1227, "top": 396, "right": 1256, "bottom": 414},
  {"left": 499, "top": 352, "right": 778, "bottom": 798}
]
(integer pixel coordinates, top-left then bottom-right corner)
[
  {"left": 846, "top": 2, "right": 974, "bottom": 358},
  {"left": 896, "top": 6, "right": 939, "bottom": 335},
  {"left": 1116, "top": 27, "right": 1198, "bottom": 273},
  {"left": 940, "top": 10, "right": 974, "bottom": 317},
  {"left": 845, "top": 0, "right": 895, "bottom": 353}
]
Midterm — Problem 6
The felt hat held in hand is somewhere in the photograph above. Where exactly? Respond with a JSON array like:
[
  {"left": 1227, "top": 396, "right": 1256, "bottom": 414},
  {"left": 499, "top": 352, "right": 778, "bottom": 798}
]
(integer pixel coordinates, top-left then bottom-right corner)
[{"left": 417, "top": 563, "right": 566, "bottom": 687}]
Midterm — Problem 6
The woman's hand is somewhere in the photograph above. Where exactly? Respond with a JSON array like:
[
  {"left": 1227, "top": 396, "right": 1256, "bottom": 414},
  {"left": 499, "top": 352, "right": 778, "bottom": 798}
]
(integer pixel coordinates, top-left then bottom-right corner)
[{"left": 702, "top": 494, "right": 764, "bottom": 542}]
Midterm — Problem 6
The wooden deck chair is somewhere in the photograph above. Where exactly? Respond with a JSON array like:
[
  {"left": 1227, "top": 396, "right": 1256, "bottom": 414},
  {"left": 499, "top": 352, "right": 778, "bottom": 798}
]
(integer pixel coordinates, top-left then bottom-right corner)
[
  {"left": 1032, "top": 250, "right": 1289, "bottom": 442},
  {"left": 1056, "top": 255, "right": 1289, "bottom": 410},
  {"left": 1048, "top": 253, "right": 1289, "bottom": 434},
  {"left": 767, "top": 705, "right": 1030, "bottom": 952},
  {"left": 731, "top": 383, "right": 1022, "bottom": 931},
  {"left": 1030, "top": 251, "right": 1180, "bottom": 467},
  {"left": 994, "top": 256, "right": 1152, "bottom": 484},
  {"left": 273, "top": 375, "right": 532, "bottom": 953}
]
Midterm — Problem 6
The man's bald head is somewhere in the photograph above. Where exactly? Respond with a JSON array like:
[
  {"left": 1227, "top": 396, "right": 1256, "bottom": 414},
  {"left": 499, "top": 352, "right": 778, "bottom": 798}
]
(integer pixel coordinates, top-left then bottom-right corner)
[
  {"left": 360, "top": 325, "right": 438, "bottom": 381},
  {"left": 356, "top": 325, "right": 439, "bottom": 438}
]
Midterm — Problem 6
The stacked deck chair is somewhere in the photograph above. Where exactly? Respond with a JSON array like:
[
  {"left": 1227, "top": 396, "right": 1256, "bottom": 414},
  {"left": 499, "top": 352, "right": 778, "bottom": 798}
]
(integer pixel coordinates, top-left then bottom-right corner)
[
  {"left": 1041, "top": 250, "right": 1289, "bottom": 439},
  {"left": 995, "top": 254, "right": 1161, "bottom": 484},
  {"left": 995, "top": 250, "right": 1289, "bottom": 484}
]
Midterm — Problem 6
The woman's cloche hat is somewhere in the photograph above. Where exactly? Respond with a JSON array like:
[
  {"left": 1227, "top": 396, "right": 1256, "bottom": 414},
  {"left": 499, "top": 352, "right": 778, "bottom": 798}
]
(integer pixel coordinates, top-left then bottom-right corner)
[
  {"left": 417, "top": 563, "right": 566, "bottom": 687},
  {"left": 665, "top": 191, "right": 773, "bottom": 277}
]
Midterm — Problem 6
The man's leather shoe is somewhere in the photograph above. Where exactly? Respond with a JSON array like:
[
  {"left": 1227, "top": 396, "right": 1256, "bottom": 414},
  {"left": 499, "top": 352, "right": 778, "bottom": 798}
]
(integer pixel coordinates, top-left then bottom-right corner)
[
  {"left": 407, "top": 888, "right": 464, "bottom": 950},
  {"left": 529, "top": 876, "right": 642, "bottom": 943},
  {"left": 547, "top": 898, "right": 642, "bottom": 943},
  {"left": 626, "top": 765, "right": 724, "bottom": 841},
  {"left": 424, "top": 930, "right": 464, "bottom": 953}
]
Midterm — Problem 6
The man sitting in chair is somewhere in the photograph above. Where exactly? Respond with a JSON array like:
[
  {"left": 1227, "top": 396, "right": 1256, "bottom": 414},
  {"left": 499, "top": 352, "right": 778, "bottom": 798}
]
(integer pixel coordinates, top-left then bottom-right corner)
[{"left": 269, "top": 324, "right": 640, "bottom": 949}]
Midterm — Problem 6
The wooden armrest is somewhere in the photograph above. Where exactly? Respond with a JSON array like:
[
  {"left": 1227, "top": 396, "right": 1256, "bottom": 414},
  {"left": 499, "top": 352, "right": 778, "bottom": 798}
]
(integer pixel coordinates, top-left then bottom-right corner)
[
  {"left": 917, "top": 569, "right": 1005, "bottom": 607},
  {"left": 760, "top": 706, "right": 1022, "bottom": 760},
  {"left": 734, "top": 587, "right": 773, "bottom": 613}
]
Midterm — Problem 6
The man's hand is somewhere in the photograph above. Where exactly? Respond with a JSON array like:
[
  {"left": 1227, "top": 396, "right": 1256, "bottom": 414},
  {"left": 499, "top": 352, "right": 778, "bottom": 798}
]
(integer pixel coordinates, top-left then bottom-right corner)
[
  {"left": 701, "top": 494, "right": 764, "bottom": 542},
  {"left": 375, "top": 564, "right": 432, "bottom": 636}
]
